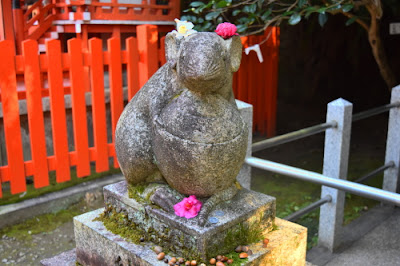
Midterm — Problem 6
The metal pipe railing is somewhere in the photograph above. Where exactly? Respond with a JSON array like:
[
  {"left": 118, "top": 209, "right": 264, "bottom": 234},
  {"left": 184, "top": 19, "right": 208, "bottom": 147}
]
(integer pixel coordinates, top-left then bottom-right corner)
[
  {"left": 252, "top": 102, "right": 400, "bottom": 154},
  {"left": 252, "top": 121, "right": 337, "bottom": 153},
  {"left": 284, "top": 195, "right": 332, "bottom": 222},
  {"left": 352, "top": 102, "right": 400, "bottom": 122},
  {"left": 245, "top": 156, "right": 400, "bottom": 206},
  {"left": 355, "top": 161, "right": 395, "bottom": 184}
]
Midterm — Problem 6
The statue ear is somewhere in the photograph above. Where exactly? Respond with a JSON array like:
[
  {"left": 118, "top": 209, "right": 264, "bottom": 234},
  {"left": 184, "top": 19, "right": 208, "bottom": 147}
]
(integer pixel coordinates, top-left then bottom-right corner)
[
  {"left": 165, "top": 32, "right": 179, "bottom": 65},
  {"left": 223, "top": 36, "right": 242, "bottom": 72}
]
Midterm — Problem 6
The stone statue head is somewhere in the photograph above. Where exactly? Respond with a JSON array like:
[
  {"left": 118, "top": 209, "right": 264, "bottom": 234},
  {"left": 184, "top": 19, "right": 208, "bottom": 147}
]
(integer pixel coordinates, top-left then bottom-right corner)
[{"left": 165, "top": 32, "right": 242, "bottom": 94}]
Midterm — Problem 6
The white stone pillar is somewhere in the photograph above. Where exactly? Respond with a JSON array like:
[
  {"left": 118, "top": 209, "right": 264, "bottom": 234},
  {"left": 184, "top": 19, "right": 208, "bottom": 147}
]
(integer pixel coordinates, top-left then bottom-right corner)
[
  {"left": 383, "top": 85, "right": 400, "bottom": 194},
  {"left": 236, "top": 100, "right": 253, "bottom": 189},
  {"left": 318, "top": 98, "right": 353, "bottom": 252}
]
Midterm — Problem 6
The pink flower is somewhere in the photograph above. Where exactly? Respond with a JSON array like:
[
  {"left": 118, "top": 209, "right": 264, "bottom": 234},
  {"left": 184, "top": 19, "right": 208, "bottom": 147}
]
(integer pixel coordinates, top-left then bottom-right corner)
[
  {"left": 174, "top": 195, "right": 202, "bottom": 219},
  {"left": 215, "top": 22, "right": 239, "bottom": 39}
]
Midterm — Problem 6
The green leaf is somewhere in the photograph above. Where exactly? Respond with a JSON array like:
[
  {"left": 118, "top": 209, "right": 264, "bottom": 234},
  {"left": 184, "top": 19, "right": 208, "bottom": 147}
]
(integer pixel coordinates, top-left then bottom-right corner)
[
  {"left": 318, "top": 13, "right": 328, "bottom": 27},
  {"left": 342, "top": 4, "right": 354, "bottom": 13},
  {"left": 190, "top": 1, "right": 205, "bottom": 7},
  {"left": 205, "top": 11, "right": 221, "bottom": 20},
  {"left": 236, "top": 24, "right": 248, "bottom": 33},
  {"left": 345, "top": 16, "right": 357, "bottom": 26},
  {"left": 243, "top": 3, "right": 257, "bottom": 14},
  {"left": 232, "top": 9, "right": 241, "bottom": 16},
  {"left": 288, "top": 13, "right": 301, "bottom": 25},
  {"left": 261, "top": 9, "right": 272, "bottom": 21},
  {"left": 282, "top": 10, "right": 294, "bottom": 17},
  {"left": 317, "top": 7, "right": 327, "bottom": 14},
  {"left": 216, "top": 0, "right": 227, "bottom": 8},
  {"left": 305, "top": 6, "right": 318, "bottom": 18},
  {"left": 298, "top": 0, "right": 307, "bottom": 8}
]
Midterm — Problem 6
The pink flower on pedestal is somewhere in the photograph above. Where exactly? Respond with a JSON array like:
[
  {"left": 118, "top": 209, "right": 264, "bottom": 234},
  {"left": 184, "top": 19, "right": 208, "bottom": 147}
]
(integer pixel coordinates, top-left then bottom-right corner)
[
  {"left": 215, "top": 22, "right": 239, "bottom": 39},
  {"left": 174, "top": 195, "right": 202, "bottom": 219}
]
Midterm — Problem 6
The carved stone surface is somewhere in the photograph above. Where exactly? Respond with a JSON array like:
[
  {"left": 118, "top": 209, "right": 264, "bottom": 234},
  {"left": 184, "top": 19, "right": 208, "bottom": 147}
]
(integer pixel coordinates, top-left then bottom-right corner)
[
  {"left": 115, "top": 32, "right": 247, "bottom": 199},
  {"left": 71, "top": 209, "right": 306, "bottom": 266},
  {"left": 102, "top": 181, "right": 275, "bottom": 260}
]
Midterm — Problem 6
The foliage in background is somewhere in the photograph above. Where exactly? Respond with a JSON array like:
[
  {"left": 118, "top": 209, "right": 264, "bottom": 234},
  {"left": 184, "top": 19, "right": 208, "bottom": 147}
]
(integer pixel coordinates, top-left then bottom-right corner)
[{"left": 181, "top": 0, "right": 399, "bottom": 90}]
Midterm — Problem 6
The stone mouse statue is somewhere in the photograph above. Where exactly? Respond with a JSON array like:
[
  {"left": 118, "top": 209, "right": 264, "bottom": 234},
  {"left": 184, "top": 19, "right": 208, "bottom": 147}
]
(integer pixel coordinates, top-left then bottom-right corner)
[{"left": 115, "top": 29, "right": 247, "bottom": 226}]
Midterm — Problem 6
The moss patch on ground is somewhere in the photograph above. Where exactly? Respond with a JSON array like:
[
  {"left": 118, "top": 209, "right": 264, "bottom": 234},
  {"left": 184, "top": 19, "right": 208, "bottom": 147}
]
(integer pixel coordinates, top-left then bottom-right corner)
[
  {"left": 0, "top": 166, "right": 121, "bottom": 206},
  {"left": 0, "top": 199, "right": 91, "bottom": 241}
]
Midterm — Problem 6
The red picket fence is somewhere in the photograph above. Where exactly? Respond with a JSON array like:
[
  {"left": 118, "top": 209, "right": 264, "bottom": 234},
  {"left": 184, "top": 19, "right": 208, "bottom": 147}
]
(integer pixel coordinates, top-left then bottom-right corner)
[
  {"left": 233, "top": 27, "right": 280, "bottom": 136},
  {"left": 0, "top": 25, "right": 279, "bottom": 197}
]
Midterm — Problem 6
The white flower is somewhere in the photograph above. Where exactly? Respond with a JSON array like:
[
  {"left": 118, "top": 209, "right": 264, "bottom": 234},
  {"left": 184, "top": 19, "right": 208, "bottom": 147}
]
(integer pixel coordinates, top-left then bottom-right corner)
[{"left": 172, "top": 18, "right": 197, "bottom": 38}]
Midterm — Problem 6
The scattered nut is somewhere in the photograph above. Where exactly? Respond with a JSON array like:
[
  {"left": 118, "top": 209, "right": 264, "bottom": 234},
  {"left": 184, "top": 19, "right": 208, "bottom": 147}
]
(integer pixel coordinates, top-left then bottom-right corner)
[
  {"left": 227, "top": 259, "right": 234, "bottom": 264},
  {"left": 170, "top": 257, "right": 177, "bottom": 264},
  {"left": 263, "top": 238, "right": 269, "bottom": 245},
  {"left": 239, "top": 252, "right": 248, "bottom": 259},
  {"left": 178, "top": 258, "right": 185, "bottom": 264},
  {"left": 185, "top": 262, "right": 191, "bottom": 266},
  {"left": 216, "top": 262, "right": 225, "bottom": 266},
  {"left": 157, "top": 252, "right": 165, "bottom": 260},
  {"left": 234, "top": 245, "right": 242, "bottom": 253},
  {"left": 216, "top": 255, "right": 222, "bottom": 261},
  {"left": 190, "top": 260, "right": 197, "bottom": 266},
  {"left": 247, "top": 249, "right": 253, "bottom": 256},
  {"left": 209, "top": 258, "right": 216, "bottom": 265}
]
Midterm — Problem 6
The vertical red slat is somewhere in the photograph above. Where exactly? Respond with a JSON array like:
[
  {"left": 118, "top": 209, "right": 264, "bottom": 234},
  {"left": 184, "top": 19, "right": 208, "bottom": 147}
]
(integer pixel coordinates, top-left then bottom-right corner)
[
  {"left": 126, "top": 37, "right": 140, "bottom": 100},
  {"left": 22, "top": 40, "right": 49, "bottom": 188},
  {"left": 265, "top": 28, "right": 275, "bottom": 137},
  {"left": 137, "top": 24, "right": 159, "bottom": 87},
  {"left": 256, "top": 35, "right": 266, "bottom": 134},
  {"left": 68, "top": 38, "right": 91, "bottom": 177},
  {"left": 268, "top": 27, "right": 279, "bottom": 137},
  {"left": 159, "top": 35, "right": 166, "bottom": 66},
  {"left": 46, "top": 39, "right": 71, "bottom": 182},
  {"left": 108, "top": 37, "right": 124, "bottom": 168},
  {"left": 88, "top": 38, "right": 109, "bottom": 173},
  {"left": 0, "top": 40, "right": 26, "bottom": 194}
]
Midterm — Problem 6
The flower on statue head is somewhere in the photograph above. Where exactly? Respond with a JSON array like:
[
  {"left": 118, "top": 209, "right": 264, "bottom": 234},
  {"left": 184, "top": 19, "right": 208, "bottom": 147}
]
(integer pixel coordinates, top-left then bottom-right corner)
[
  {"left": 173, "top": 19, "right": 197, "bottom": 38},
  {"left": 174, "top": 195, "right": 202, "bottom": 219},
  {"left": 215, "top": 22, "right": 239, "bottom": 39}
]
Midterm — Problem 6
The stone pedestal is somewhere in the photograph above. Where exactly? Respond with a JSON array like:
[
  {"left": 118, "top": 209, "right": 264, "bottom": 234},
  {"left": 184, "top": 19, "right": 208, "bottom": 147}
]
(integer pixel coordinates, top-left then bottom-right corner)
[
  {"left": 71, "top": 209, "right": 306, "bottom": 266},
  {"left": 41, "top": 181, "right": 307, "bottom": 266},
  {"left": 94, "top": 181, "right": 275, "bottom": 261}
]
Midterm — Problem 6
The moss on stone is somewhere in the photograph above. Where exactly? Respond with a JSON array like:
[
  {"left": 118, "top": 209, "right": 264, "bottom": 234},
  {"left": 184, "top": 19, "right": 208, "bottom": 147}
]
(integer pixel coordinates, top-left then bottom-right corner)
[
  {"left": 127, "top": 182, "right": 147, "bottom": 204},
  {"left": 270, "top": 221, "right": 279, "bottom": 232},
  {"left": 94, "top": 209, "right": 145, "bottom": 245},
  {"left": 207, "top": 214, "right": 265, "bottom": 258}
]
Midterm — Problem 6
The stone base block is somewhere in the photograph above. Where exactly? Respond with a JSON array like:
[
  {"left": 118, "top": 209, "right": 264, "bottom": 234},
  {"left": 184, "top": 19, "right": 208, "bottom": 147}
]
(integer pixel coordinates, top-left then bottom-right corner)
[
  {"left": 103, "top": 181, "right": 275, "bottom": 260},
  {"left": 73, "top": 209, "right": 307, "bottom": 266}
]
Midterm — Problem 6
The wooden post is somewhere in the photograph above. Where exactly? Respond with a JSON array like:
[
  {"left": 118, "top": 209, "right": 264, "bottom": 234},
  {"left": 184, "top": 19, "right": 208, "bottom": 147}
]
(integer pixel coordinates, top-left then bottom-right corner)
[
  {"left": 68, "top": 38, "right": 91, "bottom": 177},
  {"left": 88, "top": 38, "right": 109, "bottom": 173},
  {"left": 0, "top": 40, "right": 26, "bottom": 194},
  {"left": 46, "top": 39, "right": 71, "bottom": 182},
  {"left": 22, "top": 40, "right": 49, "bottom": 188},
  {"left": 108, "top": 37, "right": 124, "bottom": 168},
  {"left": 137, "top": 24, "right": 159, "bottom": 87}
]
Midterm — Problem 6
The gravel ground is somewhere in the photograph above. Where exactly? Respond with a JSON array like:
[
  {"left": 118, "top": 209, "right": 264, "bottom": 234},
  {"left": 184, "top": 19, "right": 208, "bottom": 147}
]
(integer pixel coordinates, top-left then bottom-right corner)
[
  {"left": 0, "top": 222, "right": 75, "bottom": 265},
  {"left": 0, "top": 192, "right": 104, "bottom": 265}
]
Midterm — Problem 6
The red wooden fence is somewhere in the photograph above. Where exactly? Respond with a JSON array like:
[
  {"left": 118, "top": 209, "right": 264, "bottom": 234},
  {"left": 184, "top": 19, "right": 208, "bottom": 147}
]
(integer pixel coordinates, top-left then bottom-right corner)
[{"left": 0, "top": 25, "right": 279, "bottom": 197}]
